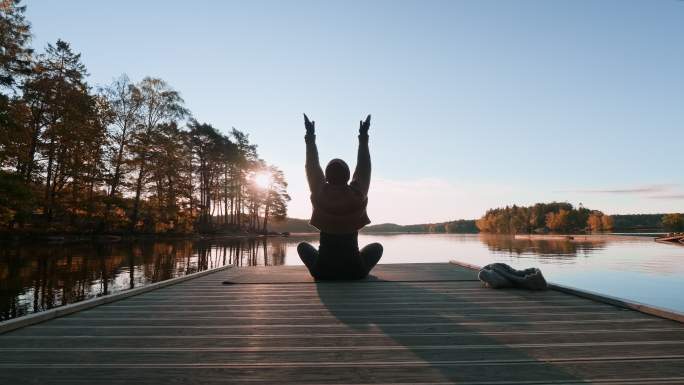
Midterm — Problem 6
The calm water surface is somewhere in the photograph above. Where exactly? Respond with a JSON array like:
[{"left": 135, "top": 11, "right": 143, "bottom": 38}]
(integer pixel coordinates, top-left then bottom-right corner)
[{"left": 1, "top": 233, "right": 682, "bottom": 320}]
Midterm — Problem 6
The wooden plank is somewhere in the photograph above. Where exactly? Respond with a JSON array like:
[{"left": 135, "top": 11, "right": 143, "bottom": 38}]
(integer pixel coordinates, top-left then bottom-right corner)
[
  {"left": 1, "top": 360, "right": 684, "bottom": 385},
  {"left": 43, "top": 314, "right": 653, "bottom": 328},
  {"left": 0, "top": 342, "right": 683, "bottom": 366},
  {"left": 84, "top": 297, "right": 608, "bottom": 307},
  {"left": 217, "top": 263, "right": 479, "bottom": 283},
  {"left": 2, "top": 329, "right": 684, "bottom": 349},
  {"left": 7, "top": 318, "right": 675, "bottom": 338},
  {"left": 69, "top": 309, "right": 648, "bottom": 324}
]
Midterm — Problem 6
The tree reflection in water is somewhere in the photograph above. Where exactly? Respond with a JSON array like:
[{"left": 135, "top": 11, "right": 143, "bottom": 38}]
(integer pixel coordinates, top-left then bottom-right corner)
[
  {"left": 479, "top": 234, "right": 608, "bottom": 259},
  {"left": 0, "top": 237, "right": 288, "bottom": 321}
]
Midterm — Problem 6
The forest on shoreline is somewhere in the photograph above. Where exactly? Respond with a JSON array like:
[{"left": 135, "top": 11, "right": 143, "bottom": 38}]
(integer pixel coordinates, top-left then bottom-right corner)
[
  {"left": 0, "top": 2, "right": 290, "bottom": 236},
  {"left": 351, "top": 209, "right": 682, "bottom": 235},
  {"left": 475, "top": 203, "right": 683, "bottom": 234}
]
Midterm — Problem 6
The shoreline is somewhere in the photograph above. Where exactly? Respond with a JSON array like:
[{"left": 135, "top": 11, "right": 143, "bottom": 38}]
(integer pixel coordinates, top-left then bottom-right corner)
[
  {"left": 0, "top": 232, "right": 288, "bottom": 244},
  {"left": 0, "top": 231, "right": 665, "bottom": 244}
]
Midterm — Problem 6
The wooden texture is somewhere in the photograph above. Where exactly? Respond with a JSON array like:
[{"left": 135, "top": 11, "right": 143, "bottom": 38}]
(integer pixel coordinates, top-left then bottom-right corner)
[
  {"left": 220, "top": 262, "right": 479, "bottom": 283},
  {"left": 1, "top": 263, "right": 683, "bottom": 384}
]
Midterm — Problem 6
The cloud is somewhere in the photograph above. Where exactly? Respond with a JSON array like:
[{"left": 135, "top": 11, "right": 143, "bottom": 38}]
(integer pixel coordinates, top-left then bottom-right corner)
[
  {"left": 649, "top": 194, "right": 684, "bottom": 200},
  {"left": 559, "top": 184, "right": 677, "bottom": 195},
  {"left": 555, "top": 184, "right": 684, "bottom": 203}
]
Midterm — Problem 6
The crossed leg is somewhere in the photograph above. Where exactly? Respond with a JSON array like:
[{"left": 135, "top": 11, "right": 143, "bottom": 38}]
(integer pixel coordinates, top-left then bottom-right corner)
[
  {"left": 297, "top": 241, "right": 383, "bottom": 279},
  {"left": 297, "top": 242, "right": 319, "bottom": 277},
  {"left": 360, "top": 242, "right": 383, "bottom": 276}
]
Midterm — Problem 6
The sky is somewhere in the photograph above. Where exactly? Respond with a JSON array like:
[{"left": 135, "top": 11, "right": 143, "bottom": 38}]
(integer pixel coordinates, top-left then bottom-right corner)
[{"left": 26, "top": 0, "right": 684, "bottom": 224}]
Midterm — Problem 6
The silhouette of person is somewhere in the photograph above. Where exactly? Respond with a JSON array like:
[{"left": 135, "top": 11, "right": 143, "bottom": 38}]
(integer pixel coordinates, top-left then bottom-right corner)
[{"left": 297, "top": 114, "right": 383, "bottom": 280}]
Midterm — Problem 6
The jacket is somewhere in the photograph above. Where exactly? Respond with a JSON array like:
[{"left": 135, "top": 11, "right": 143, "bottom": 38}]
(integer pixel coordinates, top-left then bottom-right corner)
[{"left": 305, "top": 133, "right": 371, "bottom": 234}]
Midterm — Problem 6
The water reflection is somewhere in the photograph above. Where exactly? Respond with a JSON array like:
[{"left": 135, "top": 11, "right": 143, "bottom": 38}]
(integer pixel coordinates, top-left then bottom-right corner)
[
  {"left": 479, "top": 235, "right": 608, "bottom": 258},
  {"left": 2, "top": 233, "right": 683, "bottom": 321},
  {"left": 0, "top": 237, "right": 289, "bottom": 321}
]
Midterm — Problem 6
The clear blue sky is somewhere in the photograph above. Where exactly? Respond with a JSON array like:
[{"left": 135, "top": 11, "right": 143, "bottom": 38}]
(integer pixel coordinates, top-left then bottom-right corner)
[{"left": 27, "top": 0, "right": 684, "bottom": 224}]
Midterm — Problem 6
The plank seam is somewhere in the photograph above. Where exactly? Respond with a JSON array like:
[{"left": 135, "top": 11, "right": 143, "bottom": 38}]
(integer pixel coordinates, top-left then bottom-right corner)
[{"left": 0, "top": 355, "right": 682, "bottom": 368}]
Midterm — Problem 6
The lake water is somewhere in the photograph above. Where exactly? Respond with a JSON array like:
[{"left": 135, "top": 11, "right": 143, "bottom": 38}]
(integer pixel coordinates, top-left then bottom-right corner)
[{"left": 1, "top": 233, "right": 683, "bottom": 321}]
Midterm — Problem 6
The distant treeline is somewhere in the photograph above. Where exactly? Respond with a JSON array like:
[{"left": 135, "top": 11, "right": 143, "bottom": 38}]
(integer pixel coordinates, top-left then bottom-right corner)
[
  {"left": 271, "top": 211, "right": 683, "bottom": 235},
  {"left": 476, "top": 202, "right": 683, "bottom": 234},
  {"left": 266, "top": 218, "right": 480, "bottom": 234},
  {"left": 476, "top": 202, "right": 612, "bottom": 234},
  {"left": 0, "top": 2, "right": 289, "bottom": 235},
  {"left": 267, "top": 217, "right": 318, "bottom": 234},
  {"left": 362, "top": 219, "right": 478, "bottom": 234},
  {"left": 611, "top": 214, "right": 677, "bottom": 231}
]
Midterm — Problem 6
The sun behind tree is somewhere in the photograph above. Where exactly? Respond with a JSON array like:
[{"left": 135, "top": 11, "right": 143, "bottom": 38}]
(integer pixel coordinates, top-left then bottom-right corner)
[{"left": 252, "top": 171, "right": 272, "bottom": 189}]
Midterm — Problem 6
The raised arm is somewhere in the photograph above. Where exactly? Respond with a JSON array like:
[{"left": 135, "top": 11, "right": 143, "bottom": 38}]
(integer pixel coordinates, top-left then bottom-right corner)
[
  {"left": 304, "top": 114, "right": 325, "bottom": 196},
  {"left": 351, "top": 114, "right": 371, "bottom": 196}
]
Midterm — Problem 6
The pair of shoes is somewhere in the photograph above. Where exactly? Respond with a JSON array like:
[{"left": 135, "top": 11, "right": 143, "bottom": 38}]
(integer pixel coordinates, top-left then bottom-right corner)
[
  {"left": 478, "top": 263, "right": 547, "bottom": 290},
  {"left": 478, "top": 268, "right": 513, "bottom": 289},
  {"left": 514, "top": 268, "right": 547, "bottom": 290}
]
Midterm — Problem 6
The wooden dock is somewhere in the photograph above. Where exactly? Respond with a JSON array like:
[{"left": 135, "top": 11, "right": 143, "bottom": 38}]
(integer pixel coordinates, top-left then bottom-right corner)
[
  {"left": 1, "top": 262, "right": 684, "bottom": 384},
  {"left": 656, "top": 234, "right": 684, "bottom": 245}
]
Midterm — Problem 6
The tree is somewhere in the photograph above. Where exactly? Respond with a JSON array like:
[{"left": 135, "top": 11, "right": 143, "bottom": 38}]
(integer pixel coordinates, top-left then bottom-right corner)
[
  {"left": 101, "top": 75, "right": 141, "bottom": 200},
  {"left": 22, "top": 40, "right": 99, "bottom": 221},
  {"left": 229, "top": 128, "right": 257, "bottom": 228},
  {"left": 128, "top": 77, "right": 187, "bottom": 231},
  {"left": 0, "top": 0, "right": 32, "bottom": 139},
  {"left": 260, "top": 165, "right": 290, "bottom": 233},
  {"left": 662, "top": 213, "right": 684, "bottom": 232},
  {"left": 601, "top": 215, "right": 613, "bottom": 231},
  {"left": 545, "top": 209, "right": 569, "bottom": 232},
  {"left": 0, "top": 0, "right": 31, "bottom": 90},
  {"left": 587, "top": 211, "right": 613, "bottom": 232},
  {"left": 188, "top": 119, "right": 233, "bottom": 230},
  {"left": 0, "top": 170, "right": 33, "bottom": 228},
  {"left": 587, "top": 211, "right": 603, "bottom": 232},
  {"left": 146, "top": 122, "right": 192, "bottom": 232},
  {"left": 0, "top": 4, "right": 290, "bottom": 235}
]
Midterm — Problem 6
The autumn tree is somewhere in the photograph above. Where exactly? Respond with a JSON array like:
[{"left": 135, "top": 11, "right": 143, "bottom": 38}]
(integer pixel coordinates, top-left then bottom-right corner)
[
  {"left": 128, "top": 77, "right": 187, "bottom": 231},
  {"left": 587, "top": 211, "right": 613, "bottom": 232},
  {"left": 22, "top": 40, "right": 102, "bottom": 221},
  {"left": 587, "top": 211, "right": 603, "bottom": 232},
  {"left": 545, "top": 209, "right": 570, "bottom": 232},
  {"left": 662, "top": 213, "right": 684, "bottom": 232},
  {"left": 601, "top": 214, "right": 613, "bottom": 231},
  {"left": 0, "top": 3, "right": 290, "bottom": 234}
]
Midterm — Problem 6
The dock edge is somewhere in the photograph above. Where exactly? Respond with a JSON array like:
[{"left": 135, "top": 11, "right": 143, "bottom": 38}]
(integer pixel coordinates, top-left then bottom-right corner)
[
  {"left": 450, "top": 259, "right": 684, "bottom": 324},
  {"left": 0, "top": 264, "right": 234, "bottom": 335}
]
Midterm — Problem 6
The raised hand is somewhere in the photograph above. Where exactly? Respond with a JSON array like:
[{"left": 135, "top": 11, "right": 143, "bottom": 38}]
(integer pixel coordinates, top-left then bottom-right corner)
[
  {"left": 304, "top": 113, "right": 315, "bottom": 136},
  {"left": 359, "top": 114, "right": 371, "bottom": 135}
]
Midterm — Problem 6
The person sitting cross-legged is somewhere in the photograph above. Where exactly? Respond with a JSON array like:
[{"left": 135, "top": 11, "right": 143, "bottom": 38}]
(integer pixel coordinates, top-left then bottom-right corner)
[{"left": 297, "top": 114, "right": 383, "bottom": 280}]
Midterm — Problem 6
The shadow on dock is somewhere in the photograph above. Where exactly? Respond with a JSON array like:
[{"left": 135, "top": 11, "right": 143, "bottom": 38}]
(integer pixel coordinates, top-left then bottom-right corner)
[{"left": 315, "top": 278, "right": 582, "bottom": 383}]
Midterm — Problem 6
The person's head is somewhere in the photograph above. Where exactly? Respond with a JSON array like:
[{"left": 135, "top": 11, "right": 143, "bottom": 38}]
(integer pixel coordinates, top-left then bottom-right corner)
[{"left": 325, "top": 159, "right": 350, "bottom": 186}]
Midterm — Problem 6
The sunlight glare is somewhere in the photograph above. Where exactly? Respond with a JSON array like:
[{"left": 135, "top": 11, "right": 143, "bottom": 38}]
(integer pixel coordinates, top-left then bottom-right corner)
[{"left": 253, "top": 172, "right": 271, "bottom": 189}]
